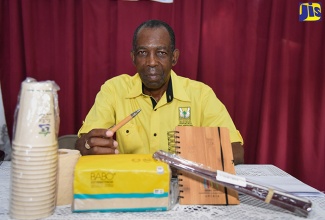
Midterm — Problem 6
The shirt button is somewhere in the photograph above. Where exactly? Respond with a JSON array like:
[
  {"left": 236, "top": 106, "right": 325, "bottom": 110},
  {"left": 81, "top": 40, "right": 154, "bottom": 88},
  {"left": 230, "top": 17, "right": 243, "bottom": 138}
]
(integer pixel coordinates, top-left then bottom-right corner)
[{"left": 154, "top": 133, "right": 157, "bottom": 136}]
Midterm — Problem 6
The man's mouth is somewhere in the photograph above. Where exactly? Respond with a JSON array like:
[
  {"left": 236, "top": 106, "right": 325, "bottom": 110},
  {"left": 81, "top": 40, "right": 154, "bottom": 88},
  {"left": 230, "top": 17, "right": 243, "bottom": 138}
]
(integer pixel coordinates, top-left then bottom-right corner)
[{"left": 146, "top": 74, "right": 160, "bottom": 81}]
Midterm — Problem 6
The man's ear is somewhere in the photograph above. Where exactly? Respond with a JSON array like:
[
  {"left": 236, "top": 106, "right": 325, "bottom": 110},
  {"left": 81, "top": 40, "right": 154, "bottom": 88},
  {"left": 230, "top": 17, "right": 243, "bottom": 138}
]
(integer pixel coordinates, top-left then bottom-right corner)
[
  {"left": 130, "top": 51, "right": 135, "bottom": 65},
  {"left": 172, "top": 49, "right": 180, "bottom": 66}
]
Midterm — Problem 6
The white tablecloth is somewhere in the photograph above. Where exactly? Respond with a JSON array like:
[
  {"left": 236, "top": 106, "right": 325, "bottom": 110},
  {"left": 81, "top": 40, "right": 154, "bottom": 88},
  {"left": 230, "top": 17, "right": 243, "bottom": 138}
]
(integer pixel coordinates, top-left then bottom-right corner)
[{"left": 1, "top": 162, "right": 324, "bottom": 219}]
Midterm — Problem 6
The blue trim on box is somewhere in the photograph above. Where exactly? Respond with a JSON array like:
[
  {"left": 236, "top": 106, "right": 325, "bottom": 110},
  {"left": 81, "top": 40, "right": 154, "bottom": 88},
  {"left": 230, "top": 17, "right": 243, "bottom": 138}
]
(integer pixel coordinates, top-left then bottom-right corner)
[
  {"left": 73, "top": 207, "right": 168, "bottom": 212},
  {"left": 74, "top": 192, "right": 169, "bottom": 199}
]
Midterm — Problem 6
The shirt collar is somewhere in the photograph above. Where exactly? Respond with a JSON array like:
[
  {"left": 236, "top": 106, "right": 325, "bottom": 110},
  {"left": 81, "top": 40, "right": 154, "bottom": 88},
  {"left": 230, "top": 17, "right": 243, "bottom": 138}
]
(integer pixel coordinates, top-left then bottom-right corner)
[
  {"left": 170, "top": 70, "right": 191, "bottom": 102},
  {"left": 126, "top": 70, "right": 190, "bottom": 102},
  {"left": 126, "top": 74, "right": 143, "bottom": 99}
]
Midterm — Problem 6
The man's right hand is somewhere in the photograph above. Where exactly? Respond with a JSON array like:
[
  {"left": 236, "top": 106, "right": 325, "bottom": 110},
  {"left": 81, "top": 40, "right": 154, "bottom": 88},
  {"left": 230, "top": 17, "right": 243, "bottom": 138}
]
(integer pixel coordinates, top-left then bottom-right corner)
[{"left": 75, "top": 129, "right": 119, "bottom": 156}]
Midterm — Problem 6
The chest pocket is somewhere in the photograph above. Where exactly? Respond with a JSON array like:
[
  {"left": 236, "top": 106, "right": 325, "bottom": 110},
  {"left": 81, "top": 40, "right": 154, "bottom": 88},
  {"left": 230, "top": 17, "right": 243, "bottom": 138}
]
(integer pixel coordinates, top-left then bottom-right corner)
[{"left": 116, "top": 124, "right": 148, "bottom": 154}]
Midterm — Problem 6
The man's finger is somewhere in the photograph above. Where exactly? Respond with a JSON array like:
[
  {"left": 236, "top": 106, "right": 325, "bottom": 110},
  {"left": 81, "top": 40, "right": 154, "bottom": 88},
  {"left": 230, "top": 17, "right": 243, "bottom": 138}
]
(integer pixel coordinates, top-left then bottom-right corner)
[{"left": 88, "top": 128, "right": 110, "bottom": 138}]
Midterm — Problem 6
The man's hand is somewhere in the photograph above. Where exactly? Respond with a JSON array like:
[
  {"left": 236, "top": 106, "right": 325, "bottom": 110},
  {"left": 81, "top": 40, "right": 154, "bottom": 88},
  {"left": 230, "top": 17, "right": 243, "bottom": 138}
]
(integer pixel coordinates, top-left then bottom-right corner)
[{"left": 75, "top": 129, "right": 119, "bottom": 156}]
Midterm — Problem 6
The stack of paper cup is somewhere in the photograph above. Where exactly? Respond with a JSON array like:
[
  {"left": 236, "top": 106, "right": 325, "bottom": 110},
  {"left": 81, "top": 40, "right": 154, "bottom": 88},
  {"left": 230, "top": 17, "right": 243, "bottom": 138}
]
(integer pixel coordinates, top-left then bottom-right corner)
[
  {"left": 13, "top": 80, "right": 58, "bottom": 145},
  {"left": 9, "top": 79, "right": 59, "bottom": 220}
]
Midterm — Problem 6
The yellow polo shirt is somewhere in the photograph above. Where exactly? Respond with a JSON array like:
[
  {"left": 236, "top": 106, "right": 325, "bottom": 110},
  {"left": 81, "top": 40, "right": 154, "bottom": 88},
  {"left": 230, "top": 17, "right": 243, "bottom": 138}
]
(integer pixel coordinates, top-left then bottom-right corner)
[{"left": 78, "top": 70, "right": 243, "bottom": 154}]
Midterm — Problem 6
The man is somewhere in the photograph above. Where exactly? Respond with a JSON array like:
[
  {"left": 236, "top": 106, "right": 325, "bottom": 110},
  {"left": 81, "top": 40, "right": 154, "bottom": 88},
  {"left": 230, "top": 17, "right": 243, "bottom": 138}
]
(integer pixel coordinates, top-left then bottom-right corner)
[{"left": 75, "top": 19, "right": 244, "bottom": 164}]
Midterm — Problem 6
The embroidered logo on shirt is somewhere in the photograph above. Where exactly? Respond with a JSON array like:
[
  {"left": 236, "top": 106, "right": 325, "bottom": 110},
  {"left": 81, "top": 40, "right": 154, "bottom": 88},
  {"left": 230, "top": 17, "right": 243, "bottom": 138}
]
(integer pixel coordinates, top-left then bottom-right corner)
[{"left": 179, "top": 107, "right": 192, "bottom": 126}]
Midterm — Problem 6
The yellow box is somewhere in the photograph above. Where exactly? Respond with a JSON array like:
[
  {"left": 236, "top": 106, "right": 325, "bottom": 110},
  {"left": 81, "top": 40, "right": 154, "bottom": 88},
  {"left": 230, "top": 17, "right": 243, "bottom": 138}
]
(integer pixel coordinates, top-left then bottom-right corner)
[{"left": 73, "top": 154, "right": 171, "bottom": 212}]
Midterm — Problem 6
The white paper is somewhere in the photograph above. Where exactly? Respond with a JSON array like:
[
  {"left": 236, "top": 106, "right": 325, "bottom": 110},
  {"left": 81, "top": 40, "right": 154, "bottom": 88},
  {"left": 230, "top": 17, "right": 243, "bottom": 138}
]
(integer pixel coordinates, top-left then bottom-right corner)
[{"left": 216, "top": 170, "right": 247, "bottom": 187}]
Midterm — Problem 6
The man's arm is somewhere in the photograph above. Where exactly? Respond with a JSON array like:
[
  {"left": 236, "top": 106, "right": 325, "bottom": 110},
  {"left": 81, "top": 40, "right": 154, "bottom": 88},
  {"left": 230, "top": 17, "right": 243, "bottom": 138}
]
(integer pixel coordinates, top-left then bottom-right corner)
[{"left": 231, "top": 142, "right": 244, "bottom": 165}]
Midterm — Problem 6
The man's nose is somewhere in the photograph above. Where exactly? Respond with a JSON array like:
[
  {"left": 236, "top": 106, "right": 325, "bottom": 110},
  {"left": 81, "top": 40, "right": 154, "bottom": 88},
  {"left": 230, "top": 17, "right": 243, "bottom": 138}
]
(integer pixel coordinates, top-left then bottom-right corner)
[{"left": 146, "top": 53, "right": 158, "bottom": 66}]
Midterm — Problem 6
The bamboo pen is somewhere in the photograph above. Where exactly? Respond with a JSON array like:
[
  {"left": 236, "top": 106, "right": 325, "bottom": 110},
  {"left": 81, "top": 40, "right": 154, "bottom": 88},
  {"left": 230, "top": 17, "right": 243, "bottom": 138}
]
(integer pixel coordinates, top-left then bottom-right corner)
[{"left": 110, "top": 109, "right": 141, "bottom": 132}]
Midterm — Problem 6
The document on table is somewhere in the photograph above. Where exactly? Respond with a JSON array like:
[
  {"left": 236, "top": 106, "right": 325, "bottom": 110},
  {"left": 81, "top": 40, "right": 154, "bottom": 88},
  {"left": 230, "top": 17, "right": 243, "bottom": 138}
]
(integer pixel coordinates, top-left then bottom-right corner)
[
  {"left": 235, "top": 165, "right": 324, "bottom": 197},
  {"left": 245, "top": 176, "right": 324, "bottom": 197}
]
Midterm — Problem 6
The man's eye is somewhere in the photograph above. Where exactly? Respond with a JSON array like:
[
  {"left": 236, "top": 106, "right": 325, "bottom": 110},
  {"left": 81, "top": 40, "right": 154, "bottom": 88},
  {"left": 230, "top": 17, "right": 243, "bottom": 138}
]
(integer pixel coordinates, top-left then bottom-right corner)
[
  {"left": 137, "top": 51, "right": 147, "bottom": 56},
  {"left": 157, "top": 51, "right": 167, "bottom": 56}
]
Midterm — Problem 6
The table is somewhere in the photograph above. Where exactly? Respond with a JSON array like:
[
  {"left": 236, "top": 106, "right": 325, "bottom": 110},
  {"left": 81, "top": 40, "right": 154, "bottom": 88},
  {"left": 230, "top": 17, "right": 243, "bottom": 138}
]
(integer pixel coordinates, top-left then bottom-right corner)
[{"left": 1, "top": 162, "right": 324, "bottom": 219}]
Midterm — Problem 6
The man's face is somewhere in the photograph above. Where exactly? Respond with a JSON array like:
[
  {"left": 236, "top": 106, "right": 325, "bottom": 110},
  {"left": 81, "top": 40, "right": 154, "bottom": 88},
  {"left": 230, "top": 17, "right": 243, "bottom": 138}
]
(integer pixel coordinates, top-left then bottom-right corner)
[{"left": 131, "top": 27, "right": 179, "bottom": 90}]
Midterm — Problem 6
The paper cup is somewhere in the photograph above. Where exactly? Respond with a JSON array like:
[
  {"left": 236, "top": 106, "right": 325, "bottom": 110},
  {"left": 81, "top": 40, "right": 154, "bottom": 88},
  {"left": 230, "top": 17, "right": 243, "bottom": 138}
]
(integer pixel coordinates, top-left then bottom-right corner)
[
  {"left": 10, "top": 202, "right": 55, "bottom": 212},
  {"left": 12, "top": 180, "right": 56, "bottom": 189},
  {"left": 10, "top": 209, "right": 55, "bottom": 217},
  {"left": 12, "top": 165, "right": 57, "bottom": 175},
  {"left": 11, "top": 160, "right": 57, "bottom": 172},
  {"left": 11, "top": 172, "right": 56, "bottom": 184},
  {"left": 12, "top": 143, "right": 58, "bottom": 152},
  {"left": 11, "top": 143, "right": 58, "bottom": 168},
  {"left": 10, "top": 207, "right": 55, "bottom": 220},
  {"left": 11, "top": 186, "right": 56, "bottom": 197},
  {"left": 11, "top": 197, "right": 55, "bottom": 207},
  {"left": 11, "top": 170, "right": 57, "bottom": 181},
  {"left": 12, "top": 148, "right": 57, "bottom": 157},
  {"left": 13, "top": 81, "right": 57, "bottom": 146},
  {"left": 12, "top": 150, "right": 57, "bottom": 158},
  {"left": 11, "top": 190, "right": 56, "bottom": 201},
  {"left": 11, "top": 191, "right": 56, "bottom": 203},
  {"left": 10, "top": 211, "right": 55, "bottom": 220},
  {"left": 11, "top": 152, "right": 58, "bottom": 162},
  {"left": 11, "top": 201, "right": 55, "bottom": 211},
  {"left": 11, "top": 164, "right": 58, "bottom": 175},
  {"left": 11, "top": 157, "right": 56, "bottom": 166},
  {"left": 11, "top": 183, "right": 56, "bottom": 193}
]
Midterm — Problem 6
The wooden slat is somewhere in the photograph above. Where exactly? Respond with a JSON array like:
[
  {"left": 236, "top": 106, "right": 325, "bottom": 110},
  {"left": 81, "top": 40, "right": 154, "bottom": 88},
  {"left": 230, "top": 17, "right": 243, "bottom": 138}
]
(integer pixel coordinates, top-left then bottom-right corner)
[{"left": 174, "top": 126, "right": 239, "bottom": 205}]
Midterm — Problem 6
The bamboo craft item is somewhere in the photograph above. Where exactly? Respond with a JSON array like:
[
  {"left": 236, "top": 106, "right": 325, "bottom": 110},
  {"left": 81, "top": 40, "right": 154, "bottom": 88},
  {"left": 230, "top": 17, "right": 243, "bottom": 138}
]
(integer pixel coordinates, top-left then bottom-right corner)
[
  {"left": 167, "top": 126, "right": 239, "bottom": 205},
  {"left": 153, "top": 150, "right": 312, "bottom": 218}
]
